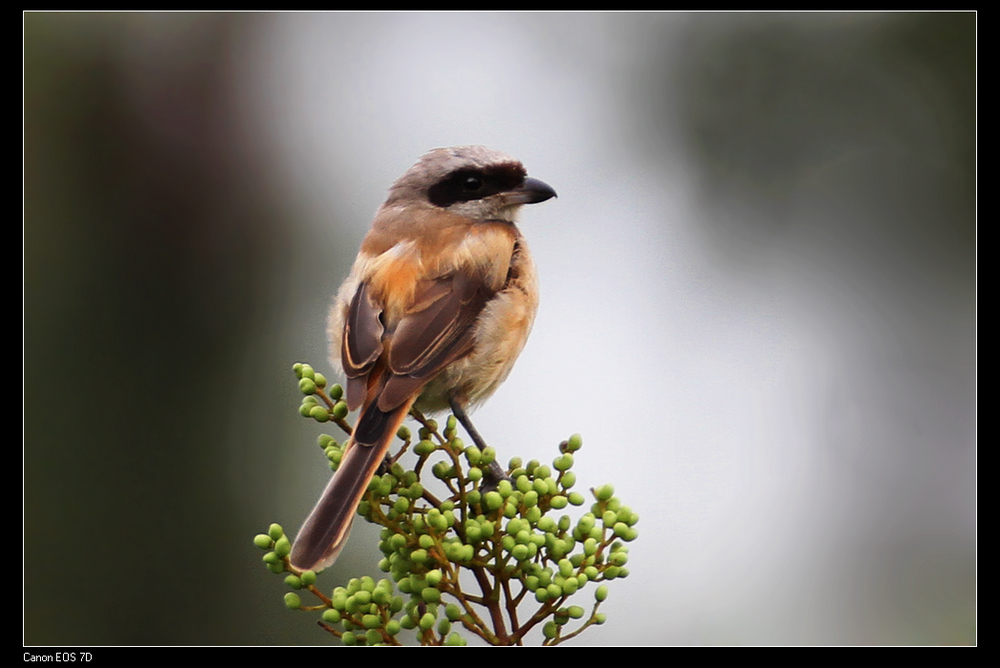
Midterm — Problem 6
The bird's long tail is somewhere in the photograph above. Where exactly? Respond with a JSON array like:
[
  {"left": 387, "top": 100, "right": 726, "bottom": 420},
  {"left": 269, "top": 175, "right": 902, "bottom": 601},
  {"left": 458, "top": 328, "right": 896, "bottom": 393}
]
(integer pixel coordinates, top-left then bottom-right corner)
[{"left": 290, "top": 396, "right": 415, "bottom": 572}]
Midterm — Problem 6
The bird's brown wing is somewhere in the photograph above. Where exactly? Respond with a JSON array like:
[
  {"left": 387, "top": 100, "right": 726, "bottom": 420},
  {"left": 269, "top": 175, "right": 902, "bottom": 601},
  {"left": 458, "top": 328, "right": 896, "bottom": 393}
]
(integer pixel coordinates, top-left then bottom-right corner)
[
  {"left": 290, "top": 272, "right": 494, "bottom": 572},
  {"left": 375, "top": 272, "right": 492, "bottom": 412},
  {"left": 342, "top": 281, "right": 385, "bottom": 411}
]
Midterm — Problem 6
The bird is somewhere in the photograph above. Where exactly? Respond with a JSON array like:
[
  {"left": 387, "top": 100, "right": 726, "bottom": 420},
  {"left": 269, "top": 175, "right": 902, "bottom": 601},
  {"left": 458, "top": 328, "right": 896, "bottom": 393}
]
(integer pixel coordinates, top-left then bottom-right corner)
[{"left": 290, "top": 146, "right": 556, "bottom": 572}]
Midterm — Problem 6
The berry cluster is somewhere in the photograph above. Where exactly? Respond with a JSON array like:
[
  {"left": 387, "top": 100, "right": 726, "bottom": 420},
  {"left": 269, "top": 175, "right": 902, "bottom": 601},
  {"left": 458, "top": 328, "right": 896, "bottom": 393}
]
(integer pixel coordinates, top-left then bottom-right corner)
[{"left": 253, "top": 363, "right": 639, "bottom": 645}]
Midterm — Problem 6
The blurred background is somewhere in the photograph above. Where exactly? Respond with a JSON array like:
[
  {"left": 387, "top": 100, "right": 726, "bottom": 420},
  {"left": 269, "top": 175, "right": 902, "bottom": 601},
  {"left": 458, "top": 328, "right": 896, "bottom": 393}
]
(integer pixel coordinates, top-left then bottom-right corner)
[{"left": 24, "top": 12, "right": 975, "bottom": 645}]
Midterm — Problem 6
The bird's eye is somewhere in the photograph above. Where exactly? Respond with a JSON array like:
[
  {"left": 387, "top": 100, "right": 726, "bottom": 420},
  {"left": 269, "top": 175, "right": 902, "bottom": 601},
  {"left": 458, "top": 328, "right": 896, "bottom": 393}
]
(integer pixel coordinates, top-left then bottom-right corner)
[{"left": 463, "top": 175, "right": 483, "bottom": 192}]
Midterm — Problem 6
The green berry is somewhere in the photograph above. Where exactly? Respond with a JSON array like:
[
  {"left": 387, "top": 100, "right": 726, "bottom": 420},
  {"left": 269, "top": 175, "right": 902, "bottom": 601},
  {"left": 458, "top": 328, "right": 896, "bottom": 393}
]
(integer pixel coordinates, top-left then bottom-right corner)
[
  {"left": 567, "top": 433, "right": 583, "bottom": 451},
  {"left": 253, "top": 534, "right": 272, "bottom": 549},
  {"left": 484, "top": 491, "right": 503, "bottom": 510},
  {"left": 595, "top": 484, "right": 615, "bottom": 501},
  {"left": 274, "top": 536, "right": 291, "bottom": 558},
  {"left": 283, "top": 592, "right": 301, "bottom": 609},
  {"left": 554, "top": 454, "right": 574, "bottom": 471}
]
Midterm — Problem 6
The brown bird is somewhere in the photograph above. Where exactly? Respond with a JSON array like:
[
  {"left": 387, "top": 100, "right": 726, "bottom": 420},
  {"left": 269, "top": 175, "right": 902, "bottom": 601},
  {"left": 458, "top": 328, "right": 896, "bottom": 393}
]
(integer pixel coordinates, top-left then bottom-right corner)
[{"left": 290, "top": 146, "right": 556, "bottom": 572}]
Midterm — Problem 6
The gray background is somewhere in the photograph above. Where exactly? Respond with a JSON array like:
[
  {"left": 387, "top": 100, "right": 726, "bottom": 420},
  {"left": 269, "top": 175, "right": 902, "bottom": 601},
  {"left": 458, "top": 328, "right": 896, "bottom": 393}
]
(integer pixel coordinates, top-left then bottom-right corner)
[{"left": 25, "top": 12, "right": 975, "bottom": 645}]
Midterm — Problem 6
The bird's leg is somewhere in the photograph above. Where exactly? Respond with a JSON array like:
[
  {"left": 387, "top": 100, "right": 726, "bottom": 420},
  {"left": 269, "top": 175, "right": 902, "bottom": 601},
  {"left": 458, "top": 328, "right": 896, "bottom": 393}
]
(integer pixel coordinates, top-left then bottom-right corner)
[{"left": 448, "top": 397, "right": 509, "bottom": 489}]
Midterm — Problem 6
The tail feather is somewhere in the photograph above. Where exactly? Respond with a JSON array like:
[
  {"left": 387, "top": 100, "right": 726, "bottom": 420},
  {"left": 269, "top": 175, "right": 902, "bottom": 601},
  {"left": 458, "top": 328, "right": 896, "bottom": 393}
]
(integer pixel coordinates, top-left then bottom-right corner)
[{"left": 290, "top": 396, "right": 415, "bottom": 572}]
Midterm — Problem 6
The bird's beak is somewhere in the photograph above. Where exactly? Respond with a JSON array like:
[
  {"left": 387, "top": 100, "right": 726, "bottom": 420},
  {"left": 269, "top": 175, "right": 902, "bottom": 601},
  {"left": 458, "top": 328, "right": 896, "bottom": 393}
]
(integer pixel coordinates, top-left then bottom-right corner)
[{"left": 509, "top": 177, "right": 557, "bottom": 205}]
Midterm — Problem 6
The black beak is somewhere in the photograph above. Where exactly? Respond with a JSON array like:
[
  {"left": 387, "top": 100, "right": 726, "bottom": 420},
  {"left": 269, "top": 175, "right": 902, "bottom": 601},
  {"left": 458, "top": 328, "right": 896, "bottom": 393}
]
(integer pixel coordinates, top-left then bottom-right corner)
[{"left": 510, "top": 177, "right": 557, "bottom": 205}]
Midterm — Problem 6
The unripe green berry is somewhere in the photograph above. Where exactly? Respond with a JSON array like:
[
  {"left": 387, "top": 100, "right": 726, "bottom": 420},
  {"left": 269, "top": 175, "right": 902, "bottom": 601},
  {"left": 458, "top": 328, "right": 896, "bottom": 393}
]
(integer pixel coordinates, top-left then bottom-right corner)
[
  {"left": 309, "top": 405, "right": 329, "bottom": 422},
  {"left": 484, "top": 491, "right": 503, "bottom": 510},
  {"left": 284, "top": 592, "right": 301, "bottom": 609},
  {"left": 253, "top": 534, "right": 272, "bottom": 549},
  {"left": 554, "top": 454, "right": 574, "bottom": 471},
  {"left": 595, "top": 484, "right": 615, "bottom": 501},
  {"left": 596, "top": 585, "right": 609, "bottom": 601},
  {"left": 274, "top": 536, "right": 291, "bottom": 558},
  {"left": 516, "top": 475, "right": 533, "bottom": 494}
]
